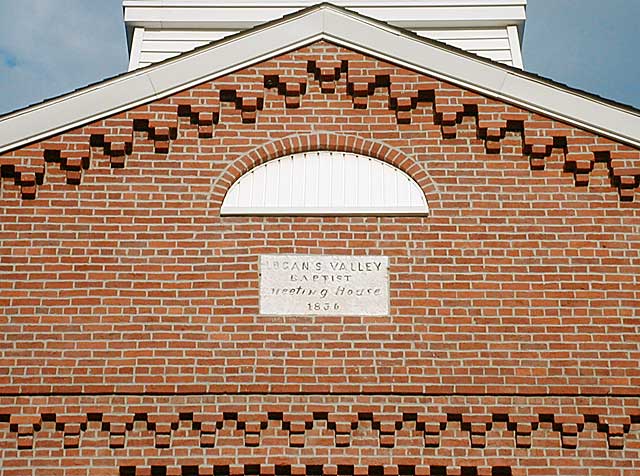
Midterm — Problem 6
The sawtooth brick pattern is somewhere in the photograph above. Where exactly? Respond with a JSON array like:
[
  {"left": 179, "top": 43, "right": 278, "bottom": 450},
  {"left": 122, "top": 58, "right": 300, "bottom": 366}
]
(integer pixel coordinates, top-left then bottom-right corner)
[
  {"left": 1, "top": 395, "right": 640, "bottom": 475},
  {"left": 0, "top": 42, "right": 639, "bottom": 396},
  {"left": 1, "top": 41, "right": 640, "bottom": 475},
  {"left": 1, "top": 44, "right": 639, "bottom": 200}
]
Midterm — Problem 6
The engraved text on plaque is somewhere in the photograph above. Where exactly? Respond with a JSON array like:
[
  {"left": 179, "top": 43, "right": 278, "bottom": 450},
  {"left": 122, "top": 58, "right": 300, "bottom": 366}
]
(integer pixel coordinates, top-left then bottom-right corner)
[{"left": 259, "top": 254, "right": 389, "bottom": 316}]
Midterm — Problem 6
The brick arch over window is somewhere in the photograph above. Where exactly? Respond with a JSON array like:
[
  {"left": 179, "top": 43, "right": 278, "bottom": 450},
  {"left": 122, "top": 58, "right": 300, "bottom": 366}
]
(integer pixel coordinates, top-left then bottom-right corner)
[{"left": 211, "top": 133, "right": 439, "bottom": 213}]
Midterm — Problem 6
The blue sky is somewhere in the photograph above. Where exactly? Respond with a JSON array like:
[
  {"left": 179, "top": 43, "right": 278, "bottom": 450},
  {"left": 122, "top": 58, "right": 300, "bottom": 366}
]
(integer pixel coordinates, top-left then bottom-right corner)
[{"left": 0, "top": 0, "right": 639, "bottom": 116}]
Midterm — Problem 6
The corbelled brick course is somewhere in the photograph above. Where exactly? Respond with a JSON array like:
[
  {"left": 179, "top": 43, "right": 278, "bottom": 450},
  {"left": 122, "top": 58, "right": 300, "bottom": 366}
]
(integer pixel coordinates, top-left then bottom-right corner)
[
  {"left": 1, "top": 395, "right": 639, "bottom": 474},
  {"left": 1, "top": 41, "right": 639, "bottom": 474}
]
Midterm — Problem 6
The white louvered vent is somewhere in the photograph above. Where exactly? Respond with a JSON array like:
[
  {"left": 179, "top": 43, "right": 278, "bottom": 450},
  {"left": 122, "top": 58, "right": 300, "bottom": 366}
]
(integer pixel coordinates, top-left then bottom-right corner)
[{"left": 220, "top": 151, "right": 429, "bottom": 216}]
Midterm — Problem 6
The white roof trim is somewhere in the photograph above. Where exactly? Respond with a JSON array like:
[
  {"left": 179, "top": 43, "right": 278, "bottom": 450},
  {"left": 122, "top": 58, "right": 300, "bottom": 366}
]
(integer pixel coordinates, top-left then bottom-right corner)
[
  {"left": 506, "top": 25, "right": 523, "bottom": 69},
  {"left": 123, "top": 1, "right": 527, "bottom": 5},
  {"left": 1, "top": 3, "right": 639, "bottom": 154},
  {"left": 127, "top": 27, "right": 145, "bottom": 71},
  {"left": 123, "top": 1, "right": 526, "bottom": 29}
]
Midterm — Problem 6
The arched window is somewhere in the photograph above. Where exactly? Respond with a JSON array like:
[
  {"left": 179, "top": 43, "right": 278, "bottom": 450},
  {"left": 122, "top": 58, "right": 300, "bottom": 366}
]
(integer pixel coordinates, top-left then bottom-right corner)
[{"left": 220, "top": 151, "right": 428, "bottom": 215}]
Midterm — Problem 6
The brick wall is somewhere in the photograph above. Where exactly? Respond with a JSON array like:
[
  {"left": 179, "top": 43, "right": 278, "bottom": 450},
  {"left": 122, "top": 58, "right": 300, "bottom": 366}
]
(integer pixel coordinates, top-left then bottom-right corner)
[{"left": 1, "top": 41, "right": 639, "bottom": 474}]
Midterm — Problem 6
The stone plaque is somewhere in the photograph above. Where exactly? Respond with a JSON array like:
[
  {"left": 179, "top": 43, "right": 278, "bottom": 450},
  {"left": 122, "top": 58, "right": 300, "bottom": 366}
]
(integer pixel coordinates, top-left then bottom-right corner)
[{"left": 259, "top": 254, "right": 389, "bottom": 316}]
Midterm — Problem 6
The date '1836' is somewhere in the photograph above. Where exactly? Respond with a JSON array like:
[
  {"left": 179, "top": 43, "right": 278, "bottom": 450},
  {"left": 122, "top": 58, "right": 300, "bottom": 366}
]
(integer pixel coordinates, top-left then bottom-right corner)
[{"left": 259, "top": 254, "right": 389, "bottom": 316}]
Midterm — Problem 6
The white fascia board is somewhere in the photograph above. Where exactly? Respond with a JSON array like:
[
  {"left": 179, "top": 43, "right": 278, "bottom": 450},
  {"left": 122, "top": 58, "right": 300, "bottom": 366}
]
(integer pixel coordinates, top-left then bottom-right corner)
[
  {"left": 128, "top": 27, "right": 145, "bottom": 71},
  {"left": 1, "top": 4, "right": 639, "bottom": 154},
  {"left": 499, "top": 73, "right": 640, "bottom": 143},
  {"left": 123, "top": 3, "right": 526, "bottom": 29},
  {"left": 123, "top": 1, "right": 526, "bottom": 7},
  {"left": 144, "top": 10, "right": 324, "bottom": 95},
  {"left": 506, "top": 25, "right": 523, "bottom": 69},
  {"left": 326, "top": 9, "right": 508, "bottom": 91},
  {"left": 0, "top": 73, "right": 158, "bottom": 153},
  {"left": 124, "top": 5, "right": 526, "bottom": 21},
  {"left": 320, "top": 7, "right": 640, "bottom": 147},
  {"left": 0, "top": 9, "right": 325, "bottom": 154}
]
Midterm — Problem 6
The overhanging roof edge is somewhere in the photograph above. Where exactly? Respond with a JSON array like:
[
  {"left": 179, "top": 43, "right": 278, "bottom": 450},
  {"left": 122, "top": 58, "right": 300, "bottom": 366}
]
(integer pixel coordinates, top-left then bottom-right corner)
[
  {"left": 1, "top": 3, "right": 639, "bottom": 154},
  {"left": 0, "top": 6, "right": 329, "bottom": 154}
]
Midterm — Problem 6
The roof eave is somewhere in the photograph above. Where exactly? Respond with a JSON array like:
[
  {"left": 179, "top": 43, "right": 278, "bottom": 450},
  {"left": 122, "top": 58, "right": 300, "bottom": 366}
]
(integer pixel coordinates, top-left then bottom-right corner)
[{"left": 1, "top": 3, "right": 639, "bottom": 154}]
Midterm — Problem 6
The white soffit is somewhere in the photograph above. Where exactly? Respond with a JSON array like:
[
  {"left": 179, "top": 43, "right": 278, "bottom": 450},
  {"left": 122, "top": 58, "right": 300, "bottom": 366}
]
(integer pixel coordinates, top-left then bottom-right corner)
[
  {"left": 220, "top": 151, "right": 429, "bottom": 216},
  {"left": 0, "top": 4, "right": 639, "bottom": 153}
]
